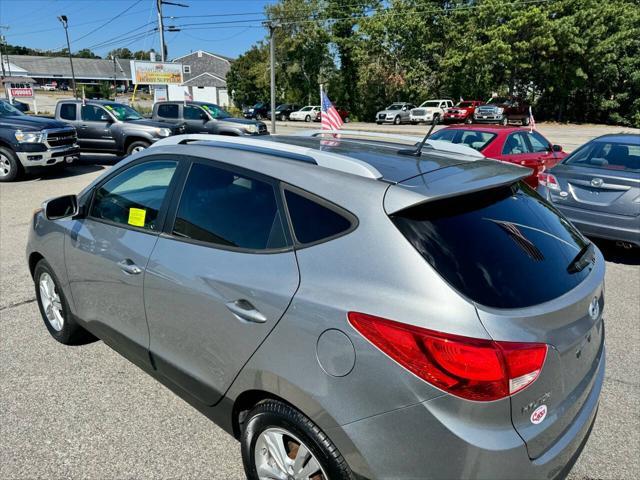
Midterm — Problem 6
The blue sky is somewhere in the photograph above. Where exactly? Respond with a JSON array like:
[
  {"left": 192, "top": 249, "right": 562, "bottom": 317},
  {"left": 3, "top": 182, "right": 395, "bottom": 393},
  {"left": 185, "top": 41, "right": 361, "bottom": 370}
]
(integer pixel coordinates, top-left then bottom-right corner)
[{"left": 0, "top": 0, "right": 278, "bottom": 59}]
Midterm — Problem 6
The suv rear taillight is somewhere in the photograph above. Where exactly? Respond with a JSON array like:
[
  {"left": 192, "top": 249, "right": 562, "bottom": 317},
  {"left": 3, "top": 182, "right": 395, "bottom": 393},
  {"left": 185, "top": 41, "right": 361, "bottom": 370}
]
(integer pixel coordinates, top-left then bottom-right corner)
[
  {"left": 538, "top": 172, "right": 560, "bottom": 190},
  {"left": 348, "top": 312, "right": 547, "bottom": 401}
]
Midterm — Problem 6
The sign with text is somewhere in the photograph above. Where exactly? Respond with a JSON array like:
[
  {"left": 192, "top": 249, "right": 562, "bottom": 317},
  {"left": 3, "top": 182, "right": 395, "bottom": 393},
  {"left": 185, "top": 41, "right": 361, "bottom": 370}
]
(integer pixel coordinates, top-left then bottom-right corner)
[
  {"left": 10, "top": 87, "right": 34, "bottom": 98},
  {"left": 130, "top": 60, "right": 183, "bottom": 85}
]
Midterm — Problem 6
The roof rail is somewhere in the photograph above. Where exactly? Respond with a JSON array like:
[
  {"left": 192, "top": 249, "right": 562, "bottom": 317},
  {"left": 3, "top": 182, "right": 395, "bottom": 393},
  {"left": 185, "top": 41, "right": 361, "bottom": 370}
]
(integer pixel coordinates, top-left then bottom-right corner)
[
  {"left": 302, "top": 130, "right": 485, "bottom": 158},
  {"left": 149, "top": 134, "right": 382, "bottom": 179}
]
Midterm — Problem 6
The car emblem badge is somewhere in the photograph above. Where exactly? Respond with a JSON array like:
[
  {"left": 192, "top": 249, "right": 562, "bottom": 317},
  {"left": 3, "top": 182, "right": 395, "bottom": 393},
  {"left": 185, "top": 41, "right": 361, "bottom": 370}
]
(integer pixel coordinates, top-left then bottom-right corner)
[
  {"left": 588, "top": 297, "right": 600, "bottom": 320},
  {"left": 591, "top": 178, "right": 604, "bottom": 187},
  {"left": 530, "top": 405, "right": 547, "bottom": 424}
]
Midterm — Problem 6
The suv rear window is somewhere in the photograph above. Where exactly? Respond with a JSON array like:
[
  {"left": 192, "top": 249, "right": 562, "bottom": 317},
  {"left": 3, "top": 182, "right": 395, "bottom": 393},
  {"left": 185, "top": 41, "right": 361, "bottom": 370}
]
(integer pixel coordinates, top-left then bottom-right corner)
[
  {"left": 391, "top": 183, "right": 592, "bottom": 309},
  {"left": 285, "top": 189, "right": 353, "bottom": 245}
]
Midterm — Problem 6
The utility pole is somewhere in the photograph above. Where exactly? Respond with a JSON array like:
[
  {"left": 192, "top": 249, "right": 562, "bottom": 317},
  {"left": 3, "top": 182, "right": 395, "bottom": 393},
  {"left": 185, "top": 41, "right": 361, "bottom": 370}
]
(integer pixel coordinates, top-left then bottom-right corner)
[
  {"left": 57, "top": 16, "right": 77, "bottom": 99},
  {"left": 112, "top": 55, "right": 117, "bottom": 99},
  {"left": 0, "top": 34, "right": 6, "bottom": 80},
  {"left": 268, "top": 23, "right": 276, "bottom": 134},
  {"left": 156, "top": 0, "right": 166, "bottom": 61}
]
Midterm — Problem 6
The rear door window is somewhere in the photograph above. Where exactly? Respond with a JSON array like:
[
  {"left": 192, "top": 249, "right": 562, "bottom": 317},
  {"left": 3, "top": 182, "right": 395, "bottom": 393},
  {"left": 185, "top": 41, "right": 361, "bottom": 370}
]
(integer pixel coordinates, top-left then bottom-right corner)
[
  {"left": 391, "top": 182, "right": 592, "bottom": 308},
  {"left": 502, "top": 132, "right": 530, "bottom": 155},
  {"left": 173, "top": 163, "right": 288, "bottom": 250},
  {"left": 284, "top": 189, "right": 354, "bottom": 245}
]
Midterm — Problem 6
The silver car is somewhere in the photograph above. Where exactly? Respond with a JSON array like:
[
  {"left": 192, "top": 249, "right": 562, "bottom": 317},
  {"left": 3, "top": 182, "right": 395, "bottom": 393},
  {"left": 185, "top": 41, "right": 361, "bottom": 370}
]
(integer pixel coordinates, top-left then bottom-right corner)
[
  {"left": 539, "top": 133, "right": 640, "bottom": 248},
  {"left": 375, "top": 102, "right": 415, "bottom": 125},
  {"left": 28, "top": 132, "right": 605, "bottom": 480}
]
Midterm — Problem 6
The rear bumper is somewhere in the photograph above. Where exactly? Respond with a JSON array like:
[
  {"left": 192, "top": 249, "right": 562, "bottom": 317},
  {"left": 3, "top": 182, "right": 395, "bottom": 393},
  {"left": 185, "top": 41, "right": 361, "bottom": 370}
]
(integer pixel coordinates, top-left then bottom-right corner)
[
  {"left": 554, "top": 204, "right": 640, "bottom": 246},
  {"left": 16, "top": 145, "right": 80, "bottom": 168},
  {"left": 329, "top": 347, "right": 604, "bottom": 480}
]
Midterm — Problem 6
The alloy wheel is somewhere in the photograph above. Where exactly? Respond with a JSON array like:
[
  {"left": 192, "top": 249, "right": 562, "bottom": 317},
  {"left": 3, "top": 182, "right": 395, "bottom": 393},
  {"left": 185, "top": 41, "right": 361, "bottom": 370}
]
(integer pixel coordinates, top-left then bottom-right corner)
[
  {"left": 0, "top": 154, "right": 11, "bottom": 178},
  {"left": 254, "top": 428, "right": 327, "bottom": 480},
  {"left": 39, "top": 272, "right": 64, "bottom": 331},
  {"left": 131, "top": 145, "right": 147, "bottom": 153}
]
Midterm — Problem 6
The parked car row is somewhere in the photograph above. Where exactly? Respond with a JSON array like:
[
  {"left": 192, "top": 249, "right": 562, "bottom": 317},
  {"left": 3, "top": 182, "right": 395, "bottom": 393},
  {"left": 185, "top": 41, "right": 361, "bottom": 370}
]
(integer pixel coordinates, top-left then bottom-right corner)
[
  {"left": 0, "top": 98, "right": 266, "bottom": 182},
  {"left": 376, "top": 96, "right": 532, "bottom": 126},
  {"left": 244, "top": 102, "right": 351, "bottom": 123}
]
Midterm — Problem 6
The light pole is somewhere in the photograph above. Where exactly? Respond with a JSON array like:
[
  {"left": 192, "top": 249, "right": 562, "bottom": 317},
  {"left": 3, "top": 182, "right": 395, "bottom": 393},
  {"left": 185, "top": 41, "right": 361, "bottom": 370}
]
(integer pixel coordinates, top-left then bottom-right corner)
[{"left": 57, "top": 15, "right": 77, "bottom": 99}]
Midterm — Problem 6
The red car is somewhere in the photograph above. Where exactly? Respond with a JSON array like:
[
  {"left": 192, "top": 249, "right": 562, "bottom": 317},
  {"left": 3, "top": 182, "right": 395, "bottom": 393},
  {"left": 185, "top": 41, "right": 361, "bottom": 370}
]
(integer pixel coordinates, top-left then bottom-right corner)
[
  {"left": 318, "top": 106, "right": 350, "bottom": 123},
  {"left": 443, "top": 100, "right": 484, "bottom": 124},
  {"left": 429, "top": 125, "right": 567, "bottom": 187}
]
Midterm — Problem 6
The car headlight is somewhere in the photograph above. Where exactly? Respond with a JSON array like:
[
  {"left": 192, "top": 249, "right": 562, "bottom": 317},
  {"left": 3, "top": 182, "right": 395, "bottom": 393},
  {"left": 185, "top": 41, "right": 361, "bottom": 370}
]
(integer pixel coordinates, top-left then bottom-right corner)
[
  {"left": 246, "top": 124, "right": 258, "bottom": 134},
  {"left": 156, "top": 128, "right": 172, "bottom": 137},
  {"left": 495, "top": 107, "right": 504, "bottom": 114},
  {"left": 15, "top": 130, "right": 45, "bottom": 143}
]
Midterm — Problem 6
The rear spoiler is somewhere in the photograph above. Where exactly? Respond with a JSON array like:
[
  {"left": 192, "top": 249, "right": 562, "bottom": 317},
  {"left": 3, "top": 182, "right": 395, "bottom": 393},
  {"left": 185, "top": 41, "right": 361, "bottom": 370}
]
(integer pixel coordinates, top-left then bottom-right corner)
[{"left": 384, "top": 160, "right": 531, "bottom": 215}]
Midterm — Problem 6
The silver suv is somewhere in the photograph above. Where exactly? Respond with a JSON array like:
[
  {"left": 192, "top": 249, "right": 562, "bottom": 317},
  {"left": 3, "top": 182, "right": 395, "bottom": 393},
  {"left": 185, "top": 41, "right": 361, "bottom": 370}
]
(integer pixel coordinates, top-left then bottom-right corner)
[
  {"left": 375, "top": 102, "right": 415, "bottom": 125},
  {"left": 27, "top": 132, "right": 605, "bottom": 480}
]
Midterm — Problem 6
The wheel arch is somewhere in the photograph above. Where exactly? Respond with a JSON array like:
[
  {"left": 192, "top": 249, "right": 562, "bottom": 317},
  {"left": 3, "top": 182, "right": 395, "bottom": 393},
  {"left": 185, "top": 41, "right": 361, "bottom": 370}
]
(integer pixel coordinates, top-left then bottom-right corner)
[
  {"left": 123, "top": 135, "right": 151, "bottom": 152},
  {"left": 28, "top": 251, "right": 45, "bottom": 278}
]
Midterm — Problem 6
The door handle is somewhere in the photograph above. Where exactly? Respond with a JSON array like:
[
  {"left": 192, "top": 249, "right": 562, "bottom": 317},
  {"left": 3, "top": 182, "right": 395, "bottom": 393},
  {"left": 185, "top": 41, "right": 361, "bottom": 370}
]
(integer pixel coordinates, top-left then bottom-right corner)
[
  {"left": 225, "top": 299, "right": 267, "bottom": 323},
  {"left": 118, "top": 259, "right": 143, "bottom": 275}
]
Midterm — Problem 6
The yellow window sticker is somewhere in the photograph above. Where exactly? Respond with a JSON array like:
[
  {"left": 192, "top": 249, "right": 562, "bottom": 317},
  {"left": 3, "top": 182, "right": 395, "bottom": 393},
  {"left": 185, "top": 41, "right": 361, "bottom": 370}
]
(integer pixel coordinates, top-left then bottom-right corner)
[{"left": 128, "top": 208, "right": 146, "bottom": 227}]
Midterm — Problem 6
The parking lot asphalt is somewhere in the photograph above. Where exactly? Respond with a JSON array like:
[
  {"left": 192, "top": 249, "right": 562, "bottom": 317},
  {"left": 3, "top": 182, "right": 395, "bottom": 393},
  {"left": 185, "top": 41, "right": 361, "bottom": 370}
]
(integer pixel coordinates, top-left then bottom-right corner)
[{"left": 1, "top": 124, "right": 638, "bottom": 479}]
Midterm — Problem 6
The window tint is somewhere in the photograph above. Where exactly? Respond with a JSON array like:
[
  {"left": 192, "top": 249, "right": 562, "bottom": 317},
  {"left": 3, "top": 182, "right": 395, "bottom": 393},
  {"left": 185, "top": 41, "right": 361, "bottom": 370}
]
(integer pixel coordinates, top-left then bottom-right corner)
[
  {"left": 502, "top": 132, "right": 530, "bottom": 155},
  {"left": 430, "top": 129, "right": 495, "bottom": 151},
  {"left": 565, "top": 141, "right": 640, "bottom": 172},
  {"left": 157, "top": 104, "right": 179, "bottom": 119},
  {"left": 285, "top": 190, "right": 353, "bottom": 244},
  {"left": 392, "top": 182, "right": 591, "bottom": 309},
  {"left": 81, "top": 105, "right": 109, "bottom": 122},
  {"left": 184, "top": 105, "right": 205, "bottom": 120},
  {"left": 59, "top": 103, "right": 76, "bottom": 120},
  {"left": 173, "top": 163, "right": 287, "bottom": 250},
  {"left": 90, "top": 161, "right": 177, "bottom": 231},
  {"left": 528, "top": 131, "right": 550, "bottom": 153}
]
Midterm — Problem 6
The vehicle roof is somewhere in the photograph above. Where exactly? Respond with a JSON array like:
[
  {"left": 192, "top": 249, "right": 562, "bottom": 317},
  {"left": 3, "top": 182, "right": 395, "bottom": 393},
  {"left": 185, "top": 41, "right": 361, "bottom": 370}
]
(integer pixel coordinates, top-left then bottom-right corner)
[
  {"left": 591, "top": 133, "right": 640, "bottom": 144},
  {"left": 264, "top": 135, "right": 482, "bottom": 183},
  {"left": 59, "top": 99, "right": 123, "bottom": 105}
]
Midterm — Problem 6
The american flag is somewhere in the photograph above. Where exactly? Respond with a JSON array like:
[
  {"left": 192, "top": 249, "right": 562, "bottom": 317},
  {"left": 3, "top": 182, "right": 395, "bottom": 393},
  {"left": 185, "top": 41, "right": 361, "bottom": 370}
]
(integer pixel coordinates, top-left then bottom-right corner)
[
  {"left": 321, "top": 91, "right": 343, "bottom": 131},
  {"left": 529, "top": 106, "right": 536, "bottom": 133}
]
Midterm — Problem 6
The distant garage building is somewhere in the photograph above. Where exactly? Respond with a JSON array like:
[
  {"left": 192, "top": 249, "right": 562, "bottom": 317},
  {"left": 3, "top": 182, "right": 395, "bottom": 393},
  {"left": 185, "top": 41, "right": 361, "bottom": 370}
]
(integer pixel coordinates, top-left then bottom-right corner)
[{"left": 2, "top": 50, "right": 232, "bottom": 105}]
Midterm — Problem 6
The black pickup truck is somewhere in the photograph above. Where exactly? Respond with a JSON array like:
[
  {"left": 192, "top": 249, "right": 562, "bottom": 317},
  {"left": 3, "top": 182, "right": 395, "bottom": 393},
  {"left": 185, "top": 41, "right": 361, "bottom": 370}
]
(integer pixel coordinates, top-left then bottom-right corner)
[
  {"left": 0, "top": 99, "right": 79, "bottom": 182},
  {"left": 153, "top": 101, "right": 268, "bottom": 136},
  {"left": 55, "top": 100, "right": 181, "bottom": 156}
]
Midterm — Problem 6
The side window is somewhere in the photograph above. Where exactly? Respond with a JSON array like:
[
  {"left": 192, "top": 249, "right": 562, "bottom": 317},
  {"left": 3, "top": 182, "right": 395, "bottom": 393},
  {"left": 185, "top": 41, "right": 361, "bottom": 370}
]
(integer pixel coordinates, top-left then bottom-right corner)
[
  {"left": 502, "top": 132, "right": 530, "bottom": 155},
  {"left": 59, "top": 103, "right": 76, "bottom": 120},
  {"left": 90, "top": 161, "right": 177, "bottom": 231},
  {"left": 432, "top": 129, "right": 459, "bottom": 143},
  {"left": 284, "top": 189, "right": 353, "bottom": 245},
  {"left": 81, "top": 105, "right": 108, "bottom": 122},
  {"left": 157, "top": 104, "right": 179, "bottom": 119},
  {"left": 173, "top": 163, "right": 287, "bottom": 250},
  {"left": 184, "top": 105, "right": 205, "bottom": 120},
  {"left": 528, "top": 131, "right": 551, "bottom": 153}
]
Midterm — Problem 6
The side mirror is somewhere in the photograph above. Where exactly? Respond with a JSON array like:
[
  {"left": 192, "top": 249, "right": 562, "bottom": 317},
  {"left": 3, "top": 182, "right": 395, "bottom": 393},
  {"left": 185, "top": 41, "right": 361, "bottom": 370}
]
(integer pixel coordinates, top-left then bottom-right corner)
[
  {"left": 402, "top": 106, "right": 407, "bottom": 111},
  {"left": 552, "top": 144, "right": 563, "bottom": 152},
  {"left": 44, "top": 194, "right": 78, "bottom": 220}
]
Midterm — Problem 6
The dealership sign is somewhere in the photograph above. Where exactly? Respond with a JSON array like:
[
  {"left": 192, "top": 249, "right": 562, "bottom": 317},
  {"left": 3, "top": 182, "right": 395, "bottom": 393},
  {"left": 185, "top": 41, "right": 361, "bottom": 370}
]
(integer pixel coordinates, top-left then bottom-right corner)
[
  {"left": 130, "top": 60, "right": 183, "bottom": 85},
  {"left": 10, "top": 87, "right": 34, "bottom": 97}
]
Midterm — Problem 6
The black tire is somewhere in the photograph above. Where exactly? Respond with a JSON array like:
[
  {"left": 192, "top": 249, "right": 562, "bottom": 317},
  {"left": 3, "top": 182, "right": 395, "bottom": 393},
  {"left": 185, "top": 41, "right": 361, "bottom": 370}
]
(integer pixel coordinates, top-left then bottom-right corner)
[
  {"left": 256, "top": 113, "right": 263, "bottom": 120},
  {"left": 126, "top": 140, "right": 150, "bottom": 156},
  {"left": 465, "top": 116, "right": 473, "bottom": 124},
  {"left": 241, "top": 400, "right": 354, "bottom": 480},
  {"left": 33, "top": 259, "right": 96, "bottom": 345},
  {"left": 522, "top": 116, "right": 530, "bottom": 126},
  {"left": 501, "top": 116, "right": 509, "bottom": 126},
  {"left": 305, "top": 115, "right": 311, "bottom": 123},
  {"left": 376, "top": 121, "right": 382, "bottom": 125},
  {"left": 344, "top": 116, "right": 350, "bottom": 123},
  {"left": 411, "top": 121, "right": 418, "bottom": 125},
  {"left": 434, "top": 114, "right": 441, "bottom": 124},
  {"left": 393, "top": 115, "right": 401, "bottom": 125},
  {"left": 0, "top": 146, "right": 22, "bottom": 182}
]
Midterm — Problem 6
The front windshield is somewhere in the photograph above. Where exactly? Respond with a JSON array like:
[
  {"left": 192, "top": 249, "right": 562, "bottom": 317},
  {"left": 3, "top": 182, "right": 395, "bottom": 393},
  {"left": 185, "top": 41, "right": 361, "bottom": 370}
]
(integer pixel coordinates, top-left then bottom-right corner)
[
  {"left": 300, "top": 106, "right": 313, "bottom": 111},
  {"left": 0, "top": 100, "right": 24, "bottom": 117},
  {"left": 103, "top": 103, "right": 142, "bottom": 121},
  {"left": 253, "top": 102, "right": 264, "bottom": 109},
  {"left": 488, "top": 98, "right": 507, "bottom": 104},
  {"left": 201, "top": 103, "right": 231, "bottom": 119},
  {"left": 276, "top": 104, "right": 288, "bottom": 111},
  {"left": 420, "top": 101, "right": 440, "bottom": 108},
  {"left": 387, "top": 104, "right": 403, "bottom": 110}
]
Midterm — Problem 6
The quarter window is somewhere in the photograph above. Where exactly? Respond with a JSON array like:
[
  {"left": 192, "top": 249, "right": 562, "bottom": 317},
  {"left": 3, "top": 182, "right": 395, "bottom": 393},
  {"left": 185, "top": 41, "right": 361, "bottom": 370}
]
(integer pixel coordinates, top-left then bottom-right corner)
[
  {"left": 90, "top": 161, "right": 177, "bottom": 231},
  {"left": 527, "top": 131, "right": 551, "bottom": 153},
  {"left": 157, "top": 104, "right": 179, "bottom": 119},
  {"left": 173, "top": 163, "right": 287, "bottom": 250},
  {"left": 284, "top": 190, "right": 353, "bottom": 244},
  {"left": 59, "top": 103, "right": 76, "bottom": 120}
]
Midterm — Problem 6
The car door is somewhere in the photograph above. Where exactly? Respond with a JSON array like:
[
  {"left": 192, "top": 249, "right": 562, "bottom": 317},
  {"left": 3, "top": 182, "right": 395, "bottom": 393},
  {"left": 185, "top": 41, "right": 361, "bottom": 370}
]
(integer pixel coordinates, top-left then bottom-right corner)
[
  {"left": 144, "top": 159, "right": 299, "bottom": 405},
  {"left": 183, "top": 104, "right": 211, "bottom": 133},
  {"left": 500, "top": 131, "right": 544, "bottom": 185},
  {"left": 525, "top": 130, "right": 564, "bottom": 169},
  {"left": 65, "top": 158, "right": 181, "bottom": 366},
  {"left": 79, "top": 104, "right": 117, "bottom": 151}
]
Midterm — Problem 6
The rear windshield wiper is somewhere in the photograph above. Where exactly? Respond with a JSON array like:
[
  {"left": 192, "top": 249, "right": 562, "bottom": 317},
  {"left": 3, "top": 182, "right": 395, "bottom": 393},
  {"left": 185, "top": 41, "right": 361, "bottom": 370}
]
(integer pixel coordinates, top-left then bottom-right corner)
[{"left": 567, "top": 243, "right": 596, "bottom": 274}]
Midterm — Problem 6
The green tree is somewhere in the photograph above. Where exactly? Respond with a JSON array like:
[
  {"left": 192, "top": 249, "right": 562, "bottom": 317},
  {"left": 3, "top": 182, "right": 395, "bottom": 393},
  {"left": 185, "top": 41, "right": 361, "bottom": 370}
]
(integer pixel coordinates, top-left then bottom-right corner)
[
  {"left": 75, "top": 48, "right": 101, "bottom": 59},
  {"left": 106, "top": 48, "right": 134, "bottom": 59}
]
